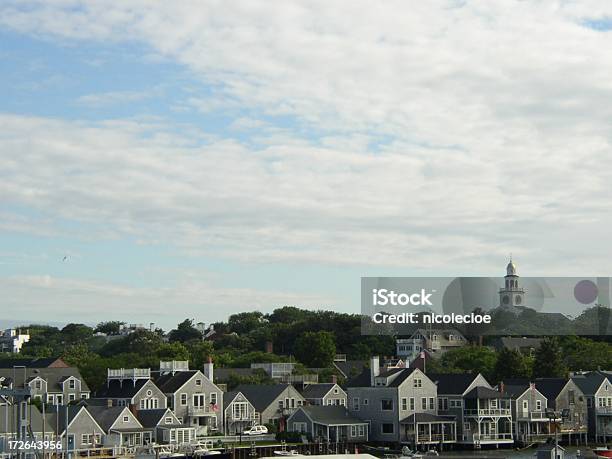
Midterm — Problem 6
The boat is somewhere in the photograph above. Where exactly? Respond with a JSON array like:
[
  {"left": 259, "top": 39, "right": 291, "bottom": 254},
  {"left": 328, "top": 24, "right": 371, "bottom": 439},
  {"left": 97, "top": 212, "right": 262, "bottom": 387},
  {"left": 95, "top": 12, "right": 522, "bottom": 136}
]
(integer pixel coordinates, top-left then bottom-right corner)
[
  {"left": 273, "top": 450, "right": 302, "bottom": 456},
  {"left": 593, "top": 447, "right": 612, "bottom": 458}
]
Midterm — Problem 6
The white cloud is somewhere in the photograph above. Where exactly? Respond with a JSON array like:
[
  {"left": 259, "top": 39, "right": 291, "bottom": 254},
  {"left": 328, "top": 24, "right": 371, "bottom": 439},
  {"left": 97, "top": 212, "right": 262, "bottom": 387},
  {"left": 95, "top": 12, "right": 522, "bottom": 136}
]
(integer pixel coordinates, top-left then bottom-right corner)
[
  {"left": 1, "top": 1, "right": 612, "bottom": 279},
  {"left": 1, "top": 112, "right": 612, "bottom": 277}
]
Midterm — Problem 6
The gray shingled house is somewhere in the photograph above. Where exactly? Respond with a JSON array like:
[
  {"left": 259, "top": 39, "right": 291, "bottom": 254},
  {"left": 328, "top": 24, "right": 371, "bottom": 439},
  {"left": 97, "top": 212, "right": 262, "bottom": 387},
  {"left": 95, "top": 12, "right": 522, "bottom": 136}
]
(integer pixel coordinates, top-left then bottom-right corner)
[
  {"left": 0, "top": 366, "right": 90, "bottom": 404},
  {"left": 503, "top": 382, "right": 549, "bottom": 443},
  {"left": 301, "top": 383, "right": 347, "bottom": 406},
  {"left": 572, "top": 371, "right": 612, "bottom": 442},
  {"left": 95, "top": 378, "right": 167, "bottom": 410},
  {"left": 346, "top": 357, "right": 455, "bottom": 446},
  {"left": 223, "top": 391, "right": 257, "bottom": 434},
  {"left": 136, "top": 408, "right": 196, "bottom": 444},
  {"left": 533, "top": 378, "right": 588, "bottom": 444},
  {"left": 154, "top": 363, "right": 223, "bottom": 435},
  {"left": 234, "top": 384, "right": 305, "bottom": 427},
  {"left": 87, "top": 405, "right": 144, "bottom": 448},
  {"left": 430, "top": 373, "right": 491, "bottom": 447},
  {"left": 287, "top": 405, "right": 368, "bottom": 442},
  {"left": 51, "top": 405, "right": 106, "bottom": 452}
]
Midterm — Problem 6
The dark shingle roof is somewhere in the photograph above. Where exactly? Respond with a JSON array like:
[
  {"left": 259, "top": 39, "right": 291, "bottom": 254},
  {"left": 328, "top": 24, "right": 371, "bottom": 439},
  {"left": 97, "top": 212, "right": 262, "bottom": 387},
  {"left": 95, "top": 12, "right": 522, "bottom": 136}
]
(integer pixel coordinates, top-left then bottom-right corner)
[
  {"left": 302, "top": 384, "right": 338, "bottom": 399},
  {"left": 428, "top": 373, "right": 481, "bottom": 395},
  {"left": 503, "top": 384, "right": 530, "bottom": 398},
  {"left": 345, "top": 368, "right": 416, "bottom": 388},
  {"left": 137, "top": 409, "right": 173, "bottom": 428},
  {"left": 86, "top": 406, "right": 130, "bottom": 432},
  {"left": 0, "top": 367, "right": 90, "bottom": 392},
  {"left": 572, "top": 372, "right": 609, "bottom": 395},
  {"left": 465, "top": 386, "right": 509, "bottom": 399},
  {"left": 154, "top": 371, "right": 197, "bottom": 393},
  {"left": 298, "top": 406, "right": 366, "bottom": 425},
  {"left": 333, "top": 360, "right": 367, "bottom": 379},
  {"left": 387, "top": 368, "right": 417, "bottom": 387},
  {"left": 345, "top": 369, "right": 371, "bottom": 388},
  {"left": 234, "top": 384, "right": 290, "bottom": 411},
  {"left": 96, "top": 379, "right": 148, "bottom": 398},
  {"left": 533, "top": 378, "right": 569, "bottom": 400},
  {"left": 0, "top": 357, "right": 67, "bottom": 368}
]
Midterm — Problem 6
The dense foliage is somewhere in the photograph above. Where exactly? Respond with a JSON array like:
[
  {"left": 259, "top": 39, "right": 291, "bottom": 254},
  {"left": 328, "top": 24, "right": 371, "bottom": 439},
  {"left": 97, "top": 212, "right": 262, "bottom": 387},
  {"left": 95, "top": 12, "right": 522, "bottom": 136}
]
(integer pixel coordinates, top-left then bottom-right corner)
[{"left": 2, "top": 306, "right": 611, "bottom": 390}]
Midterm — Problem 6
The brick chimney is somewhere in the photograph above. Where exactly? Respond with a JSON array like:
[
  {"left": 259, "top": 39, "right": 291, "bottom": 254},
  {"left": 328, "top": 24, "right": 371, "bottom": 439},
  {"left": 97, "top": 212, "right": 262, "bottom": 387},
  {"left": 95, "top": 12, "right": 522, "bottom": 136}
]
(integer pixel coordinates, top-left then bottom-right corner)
[{"left": 331, "top": 375, "right": 337, "bottom": 385}]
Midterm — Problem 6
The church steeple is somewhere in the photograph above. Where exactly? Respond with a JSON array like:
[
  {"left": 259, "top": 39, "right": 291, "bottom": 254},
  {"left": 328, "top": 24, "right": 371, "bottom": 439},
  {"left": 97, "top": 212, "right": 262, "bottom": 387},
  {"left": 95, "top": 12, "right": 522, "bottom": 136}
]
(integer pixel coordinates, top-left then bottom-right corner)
[{"left": 500, "top": 257, "right": 525, "bottom": 308}]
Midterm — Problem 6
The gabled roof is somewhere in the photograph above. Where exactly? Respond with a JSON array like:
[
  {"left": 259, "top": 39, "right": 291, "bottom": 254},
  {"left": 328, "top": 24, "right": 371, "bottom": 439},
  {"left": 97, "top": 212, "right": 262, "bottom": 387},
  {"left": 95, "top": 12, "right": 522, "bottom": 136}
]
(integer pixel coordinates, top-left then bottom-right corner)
[
  {"left": 386, "top": 368, "right": 418, "bottom": 387},
  {"left": 428, "top": 373, "right": 481, "bottom": 395},
  {"left": 532, "top": 378, "right": 570, "bottom": 400},
  {"left": 0, "top": 367, "right": 90, "bottom": 392},
  {"left": 572, "top": 372, "right": 609, "bottom": 395},
  {"left": 234, "top": 384, "right": 293, "bottom": 412},
  {"left": 136, "top": 409, "right": 176, "bottom": 428},
  {"left": 465, "top": 386, "right": 509, "bottom": 399},
  {"left": 302, "top": 383, "right": 341, "bottom": 399},
  {"left": 345, "top": 369, "right": 371, "bottom": 388},
  {"left": 296, "top": 406, "right": 366, "bottom": 425},
  {"left": 86, "top": 406, "right": 136, "bottom": 432},
  {"left": 333, "top": 360, "right": 367, "bottom": 379},
  {"left": 0, "top": 357, "right": 68, "bottom": 368},
  {"left": 154, "top": 370, "right": 199, "bottom": 393},
  {"left": 48, "top": 405, "right": 96, "bottom": 434},
  {"left": 96, "top": 379, "right": 150, "bottom": 398},
  {"left": 503, "top": 383, "right": 531, "bottom": 399}
]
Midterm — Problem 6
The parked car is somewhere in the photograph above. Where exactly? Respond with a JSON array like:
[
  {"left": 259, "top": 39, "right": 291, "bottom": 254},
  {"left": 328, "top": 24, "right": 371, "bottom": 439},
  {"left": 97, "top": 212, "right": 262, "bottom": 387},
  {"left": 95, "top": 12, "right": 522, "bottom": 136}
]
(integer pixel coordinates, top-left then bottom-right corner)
[{"left": 243, "top": 425, "right": 268, "bottom": 435}]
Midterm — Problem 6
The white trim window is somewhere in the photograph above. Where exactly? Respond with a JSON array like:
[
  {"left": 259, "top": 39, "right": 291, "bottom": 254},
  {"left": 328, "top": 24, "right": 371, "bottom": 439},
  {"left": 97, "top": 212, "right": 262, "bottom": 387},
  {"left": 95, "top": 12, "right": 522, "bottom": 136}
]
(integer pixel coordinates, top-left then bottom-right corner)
[
  {"left": 294, "top": 422, "right": 308, "bottom": 433},
  {"left": 353, "top": 397, "right": 360, "bottom": 411},
  {"left": 180, "top": 393, "right": 188, "bottom": 406}
]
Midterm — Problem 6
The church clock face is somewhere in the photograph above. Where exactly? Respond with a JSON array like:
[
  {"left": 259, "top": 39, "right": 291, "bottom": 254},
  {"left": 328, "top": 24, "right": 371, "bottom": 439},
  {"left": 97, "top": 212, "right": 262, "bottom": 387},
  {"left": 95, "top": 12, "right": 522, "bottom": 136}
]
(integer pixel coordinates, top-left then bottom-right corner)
[
  {"left": 502, "top": 295, "right": 510, "bottom": 305},
  {"left": 515, "top": 295, "right": 522, "bottom": 305}
]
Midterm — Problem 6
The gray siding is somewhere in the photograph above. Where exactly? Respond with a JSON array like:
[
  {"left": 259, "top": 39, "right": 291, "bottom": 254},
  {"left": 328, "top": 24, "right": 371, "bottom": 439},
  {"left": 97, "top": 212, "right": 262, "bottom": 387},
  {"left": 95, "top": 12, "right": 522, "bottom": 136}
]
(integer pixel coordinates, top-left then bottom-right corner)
[{"left": 259, "top": 386, "right": 305, "bottom": 425}]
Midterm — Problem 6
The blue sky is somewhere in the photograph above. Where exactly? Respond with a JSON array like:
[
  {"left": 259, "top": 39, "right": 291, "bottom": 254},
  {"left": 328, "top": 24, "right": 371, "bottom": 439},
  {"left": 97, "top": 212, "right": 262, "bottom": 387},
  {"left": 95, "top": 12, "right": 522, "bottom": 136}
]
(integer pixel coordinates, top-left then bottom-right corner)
[{"left": 2, "top": 1, "right": 612, "bottom": 330}]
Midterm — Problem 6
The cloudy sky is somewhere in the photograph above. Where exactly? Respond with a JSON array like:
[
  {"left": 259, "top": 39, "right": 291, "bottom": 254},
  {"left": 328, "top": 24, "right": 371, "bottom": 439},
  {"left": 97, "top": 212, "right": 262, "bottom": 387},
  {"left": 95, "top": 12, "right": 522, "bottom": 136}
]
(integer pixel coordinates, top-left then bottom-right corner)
[{"left": 1, "top": 1, "right": 612, "bottom": 329}]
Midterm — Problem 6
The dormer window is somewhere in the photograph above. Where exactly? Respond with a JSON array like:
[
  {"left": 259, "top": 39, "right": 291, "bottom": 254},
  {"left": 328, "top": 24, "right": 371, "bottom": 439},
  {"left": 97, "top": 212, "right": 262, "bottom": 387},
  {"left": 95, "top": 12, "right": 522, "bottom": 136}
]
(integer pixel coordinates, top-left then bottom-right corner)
[
  {"left": 69, "top": 379, "right": 76, "bottom": 389},
  {"left": 165, "top": 417, "right": 173, "bottom": 424},
  {"left": 195, "top": 379, "right": 202, "bottom": 386}
]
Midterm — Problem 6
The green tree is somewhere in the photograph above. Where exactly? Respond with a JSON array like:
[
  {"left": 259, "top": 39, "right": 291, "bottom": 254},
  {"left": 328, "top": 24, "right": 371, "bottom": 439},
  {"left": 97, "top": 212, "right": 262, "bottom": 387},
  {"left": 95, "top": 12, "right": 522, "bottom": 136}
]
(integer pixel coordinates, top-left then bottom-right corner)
[
  {"left": 167, "top": 319, "right": 202, "bottom": 343},
  {"left": 60, "top": 323, "right": 94, "bottom": 344},
  {"left": 438, "top": 345, "right": 498, "bottom": 380},
  {"left": 533, "top": 337, "right": 567, "bottom": 378},
  {"left": 94, "top": 321, "right": 126, "bottom": 335},
  {"left": 227, "top": 312, "right": 266, "bottom": 335},
  {"left": 493, "top": 348, "right": 533, "bottom": 383},
  {"left": 294, "top": 331, "right": 336, "bottom": 367}
]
